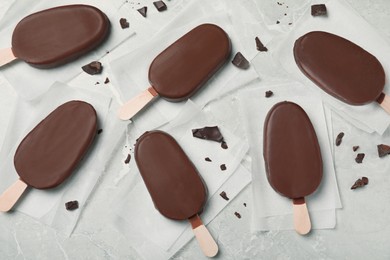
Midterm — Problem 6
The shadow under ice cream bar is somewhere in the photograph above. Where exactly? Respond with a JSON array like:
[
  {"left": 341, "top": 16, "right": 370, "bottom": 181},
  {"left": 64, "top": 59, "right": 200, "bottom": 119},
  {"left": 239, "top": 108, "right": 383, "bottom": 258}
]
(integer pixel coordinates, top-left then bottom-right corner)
[
  {"left": 135, "top": 131, "right": 218, "bottom": 257},
  {"left": 263, "top": 102, "right": 322, "bottom": 235},
  {"left": 0, "top": 101, "right": 97, "bottom": 212},
  {"left": 294, "top": 31, "right": 390, "bottom": 113},
  {"left": 0, "top": 5, "right": 110, "bottom": 68},
  {"left": 118, "top": 23, "right": 231, "bottom": 120}
]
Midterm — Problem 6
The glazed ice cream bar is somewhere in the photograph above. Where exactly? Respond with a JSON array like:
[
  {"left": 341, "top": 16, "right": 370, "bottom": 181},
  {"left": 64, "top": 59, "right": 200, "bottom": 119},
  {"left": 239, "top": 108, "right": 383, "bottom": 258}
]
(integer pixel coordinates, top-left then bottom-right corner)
[
  {"left": 0, "top": 101, "right": 97, "bottom": 212},
  {"left": 135, "top": 130, "right": 218, "bottom": 257},
  {"left": 118, "top": 23, "right": 231, "bottom": 120},
  {"left": 263, "top": 101, "right": 322, "bottom": 235},
  {"left": 294, "top": 31, "right": 390, "bottom": 113},
  {"left": 0, "top": 5, "right": 110, "bottom": 68}
]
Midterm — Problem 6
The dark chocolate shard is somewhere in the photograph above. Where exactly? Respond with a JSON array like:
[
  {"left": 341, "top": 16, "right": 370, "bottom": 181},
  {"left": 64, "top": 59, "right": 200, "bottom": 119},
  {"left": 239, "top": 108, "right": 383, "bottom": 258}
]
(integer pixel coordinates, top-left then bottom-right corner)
[
  {"left": 335, "top": 132, "right": 344, "bottom": 146},
  {"left": 104, "top": 77, "right": 110, "bottom": 84},
  {"left": 120, "top": 18, "right": 129, "bottom": 29},
  {"left": 65, "top": 200, "right": 79, "bottom": 210},
  {"left": 82, "top": 61, "right": 103, "bottom": 75},
  {"left": 243, "top": 203, "right": 247, "bottom": 207},
  {"left": 232, "top": 52, "right": 250, "bottom": 70},
  {"left": 355, "top": 153, "right": 365, "bottom": 163},
  {"left": 351, "top": 177, "right": 368, "bottom": 190},
  {"left": 377, "top": 144, "right": 390, "bottom": 157},
  {"left": 311, "top": 4, "right": 327, "bottom": 16},
  {"left": 255, "top": 37, "right": 268, "bottom": 52},
  {"left": 276, "top": 21, "right": 280, "bottom": 24},
  {"left": 97, "top": 129, "right": 103, "bottom": 135},
  {"left": 153, "top": 1, "right": 167, "bottom": 11},
  {"left": 220, "top": 164, "right": 227, "bottom": 171},
  {"left": 124, "top": 154, "right": 131, "bottom": 164},
  {"left": 219, "top": 191, "right": 229, "bottom": 201},
  {"left": 234, "top": 212, "right": 241, "bottom": 219},
  {"left": 192, "top": 126, "right": 224, "bottom": 143},
  {"left": 205, "top": 157, "right": 212, "bottom": 162},
  {"left": 265, "top": 90, "right": 273, "bottom": 98},
  {"left": 137, "top": 6, "right": 147, "bottom": 17},
  {"left": 221, "top": 141, "right": 228, "bottom": 149},
  {"left": 352, "top": 146, "right": 359, "bottom": 152}
]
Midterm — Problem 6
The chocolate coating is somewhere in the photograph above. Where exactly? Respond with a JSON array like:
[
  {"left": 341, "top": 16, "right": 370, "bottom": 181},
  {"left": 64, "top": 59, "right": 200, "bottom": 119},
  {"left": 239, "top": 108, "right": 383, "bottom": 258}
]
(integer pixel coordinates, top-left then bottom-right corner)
[
  {"left": 148, "top": 24, "right": 231, "bottom": 101},
  {"left": 294, "top": 31, "right": 385, "bottom": 105},
  {"left": 263, "top": 101, "right": 323, "bottom": 199},
  {"left": 135, "top": 131, "right": 207, "bottom": 220},
  {"left": 14, "top": 101, "right": 97, "bottom": 189},
  {"left": 12, "top": 5, "right": 110, "bottom": 68}
]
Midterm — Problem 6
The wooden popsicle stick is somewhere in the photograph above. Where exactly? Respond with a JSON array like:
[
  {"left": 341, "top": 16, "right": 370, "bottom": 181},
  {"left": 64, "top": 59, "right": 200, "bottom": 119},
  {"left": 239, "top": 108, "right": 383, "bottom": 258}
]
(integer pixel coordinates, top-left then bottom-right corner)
[
  {"left": 0, "top": 179, "right": 28, "bottom": 212},
  {"left": 292, "top": 197, "right": 311, "bottom": 235},
  {"left": 377, "top": 92, "right": 390, "bottom": 114},
  {"left": 0, "top": 48, "right": 17, "bottom": 67},
  {"left": 118, "top": 87, "right": 158, "bottom": 120},
  {"left": 189, "top": 214, "right": 218, "bottom": 258}
]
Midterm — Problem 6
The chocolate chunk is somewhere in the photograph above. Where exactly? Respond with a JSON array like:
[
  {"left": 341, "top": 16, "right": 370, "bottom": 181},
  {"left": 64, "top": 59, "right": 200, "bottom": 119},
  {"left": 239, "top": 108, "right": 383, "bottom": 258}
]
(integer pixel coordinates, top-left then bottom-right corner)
[
  {"left": 95, "top": 82, "right": 100, "bottom": 85},
  {"left": 232, "top": 52, "right": 250, "bottom": 70},
  {"left": 362, "top": 177, "right": 369, "bottom": 185},
  {"left": 352, "top": 146, "right": 359, "bottom": 152},
  {"left": 288, "top": 22, "right": 293, "bottom": 25},
  {"left": 104, "top": 77, "right": 110, "bottom": 84},
  {"left": 351, "top": 177, "right": 368, "bottom": 190},
  {"left": 221, "top": 141, "right": 228, "bottom": 149},
  {"left": 120, "top": 18, "right": 129, "bottom": 29},
  {"left": 276, "top": 21, "right": 280, "bottom": 24},
  {"left": 205, "top": 157, "right": 212, "bottom": 162},
  {"left": 255, "top": 37, "right": 268, "bottom": 52},
  {"left": 220, "top": 164, "right": 227, "bottom": 171},
  {"left": 192, "top": 126, "right": 224, "bottom": 143},
  {"left": 124, "top": 154, "right": 131, "bottom": 164},
  {"left": 137, "top": 6, "right": 147, "bottom": 17},
  {"left": 97, "top": 129, "right": 103, "bottom": 135},
  {"left": 153, "top": 1, "right": 167, "bottom": 11},
  {"left": 219, "top": 191, "right": 229, "bottom": 201},
  {"left": 265, "top": 90, "right": 273, "bottom": 98},
  {"left": 355, "top": 153, "right": 365, "bottom": 163},
  {"left": 335, "top": 132, "right": 344, "bottom": 146},
  {"left": 234, "top": 212, "right": 241, "bottom": 219},
  {"left": 82, "top": 61, "right": 103, "bottom": 75},
  {"left": 243, "top": 203, "right": 247, "bottom": 207},
  {"left": 311, "top": 4, "right": 327, "bottom": 16},
  {"left": 377, "top": 144, "right": 390, "bottom": 157},
  {"left": 65, "top": 200, "right": 79, "bottom": 211}
]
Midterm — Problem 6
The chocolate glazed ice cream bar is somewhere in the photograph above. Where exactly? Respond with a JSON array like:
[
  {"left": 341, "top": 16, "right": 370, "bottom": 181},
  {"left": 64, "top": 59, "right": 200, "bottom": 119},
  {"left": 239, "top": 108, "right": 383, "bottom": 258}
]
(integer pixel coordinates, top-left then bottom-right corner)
[
  {"left": 0, "top": 101, "right": 97, "bottom": 212},
  {"left": 135, "top": 131, "right": 218, "bottom": 257},
  {"left": 263, "top": 102, "right": 323, "bottom": 235},
  {"left": 294, "top": 31, "right": 390, "bottom": 113},
  {"left": 118, "top": 23, "right": 231, "bottom": 120},
  {"left": 0, "top": 5, "right": 110, "bottom": 68}
]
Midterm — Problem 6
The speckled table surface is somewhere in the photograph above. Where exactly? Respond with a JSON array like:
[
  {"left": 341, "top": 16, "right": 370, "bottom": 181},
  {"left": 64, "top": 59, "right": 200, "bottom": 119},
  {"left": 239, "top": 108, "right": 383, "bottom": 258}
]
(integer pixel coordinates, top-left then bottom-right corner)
[{"left": 0, "top": 0, "right": 390, "bottom": 259}]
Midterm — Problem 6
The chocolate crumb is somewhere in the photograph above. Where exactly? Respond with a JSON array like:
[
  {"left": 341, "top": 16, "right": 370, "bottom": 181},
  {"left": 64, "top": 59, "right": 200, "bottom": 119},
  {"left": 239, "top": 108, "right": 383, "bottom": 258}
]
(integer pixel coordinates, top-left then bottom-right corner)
[
  {"left": 124, "top": 154, "right": 131, "bottom": 164},
  {"left": 243, "top": 203, "right": 247, "bottom": 207},
  {"left": 377, "top": 144, "right": 390, "bottom": 157},
  {"left": 234, "top": 212, "right": 241, "bottom": 219},
  {"left": 232, "top": 52, "right": 250, "bottom": 69},
  {"left": 120, "top": 18, "right": 129, "bottom": 29},
  {"left": 65, "top": 201, "right": 79, "bottom": 211},
  {"left": 219, "top": 191, "right": 229, "bottom": 201},
  {"left": 265, "top": 90, "right": 273, "bottom": 98},
  {"left": 255, "top": 37, "right": 268, "bottom": 52},
  {"left": 351, "top": 177, "right": 368, "bottom": 190},
  {"left": 221, "top": 141, "right": 228, "bottom": 149},
  {"left": 355, "top": 153, "right": 365, "bottom": 164},
  {"left": 335, "top": 132, "right": 344, "bottom": 146},
  {"left": 137, "top": 6, "right": 147, "bottom": 17},
  {"left": 352, "top": 146, "right": 359, "bottom": 152},
  {"left": 82, "top": 61, "right": 103, "bottom": 75},
  {"left": 311, "top": 4, "right": 327, "bottom": 16},
  {"left": 153, "top": 1, "right": 167, "bottom": 11},
  {"left": 97, "top": 129, "right": 103, "bottom": 135},
  {"left": 288, "top": 22, "right": 293, "bottom": 25},
  {"left": 95, "top": 82, "right": 100, "bottom": 85},
  {"left": 192, "top": 126, "right": 224, "bottom": 143},
  {"left": 362, "top": 177, "right": 369, "bottom": 185},
  {"left": 284, "top": 13, "right": 287, "bottom": 16},
  {"left": 205, "top": 157, "right": 212, "bottom": 162},
  {"left": 276, "top": 21, "right": 280, "bottom": 24},
  {"left": 220, "top": 164, "right": 227, "bottom": 171},
  {"left": 104, "top": 77, "right": 110, "bottom": 84}
]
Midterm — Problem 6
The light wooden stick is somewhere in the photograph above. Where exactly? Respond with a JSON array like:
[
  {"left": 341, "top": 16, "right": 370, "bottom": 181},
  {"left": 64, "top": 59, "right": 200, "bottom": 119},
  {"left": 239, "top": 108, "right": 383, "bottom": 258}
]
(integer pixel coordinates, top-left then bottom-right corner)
[
  {"left": 377, "top": 92, "right": 390, "bottom": 114},
  {"left": 189, "top": 214, "right": 218, "bottom": 257},
  {"left": 0, "top": 48, "right": 17, "bottom": 67},
  {"left": 292, "top": 197, "right": 311, "bottom": 235},
  {"left": 117, "top": 87, "right": 158, "bottom": 120},
  {"left": 0, "top": 179, "right": 28, "bottom": 212}
]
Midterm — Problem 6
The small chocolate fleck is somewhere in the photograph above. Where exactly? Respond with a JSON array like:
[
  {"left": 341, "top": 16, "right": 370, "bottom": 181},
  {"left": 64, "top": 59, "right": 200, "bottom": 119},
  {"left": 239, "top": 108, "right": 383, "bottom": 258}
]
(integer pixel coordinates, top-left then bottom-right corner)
[
  {"left": 153, "top": 1, "right": 167, "bottom": 11},
  {"left": 234, "top": 212, "right": 241, "bottom": 219},
  {"left": 124, "top": 154, "right": 131, "bottom": 164},
  {"left": 276, "top": 20, "right": 280, "bottom": 24},
  {"left": 82, "top": 61, "right": 103, "bottom": 75},
  {"left": 95, "top": 82, "right": 100, "bottom": 85},
  {"left": 362, "top": 177, "right": 369, "bottom": 185},
  {"left": 355, "top": 153, "right": 365, "bottom": 164},
  {"left": 220, "top": 164, "right": 227, "bottom": 171},
  {"left": 265, "top": 90, "right": 273, "bottom": 98},
  {"left": 352, "top": 146, "right": 359, "bottom": 152},
  {"left": 335, "top": 132, "right": 344, "bottom": 146},
  {"left": 351, "top": 177, "right": 368, "bottom": 190},
  {"left": 205, "top": 157, "right": 212, "bottom": 162},
  {"left": 255, "top": 37, "right": 268, "bottom": 52},
  {"left": 221, "top": 141, "right": 228, "bottom": 149},
  {"left": 288, "top": 22, "right": 293, "bottom": 25},
  {"left": 277, "top": 2, "right": 282, "bottom": 6},
  {"left": 120, "top": 18, "right": 129, "bottom": 29},
  {"left": 219, "top": 191, "right": 229, "bottom": 201},
  {"left": 311, "top": 4, "right": 327, "bottom": 16},
  {"left": 243, "top": 203, "right": 247, "bottom": 207},
  {"left": 284, "top": 13, "right": 287, "bottom": 16},
  {"left": 232, "top": 52, "right": 250, "bottom": 69},
  {"left": 137, "top": 6, "right": 147, "bottom": 17},
  {"left": 192, "top": 126, "right": 224, "bottom": 143},
  {"left": 65, "top": 201, "right": 79, "bottom": 211},
  {"left": 97, "top": 129, "right": 103, "bottom": 135},
  {"left": 377, "top": 144, "right": 390, "bottom": 157},
  {"left": 104, "top": 77, "right": 110, "bottom": 84}
]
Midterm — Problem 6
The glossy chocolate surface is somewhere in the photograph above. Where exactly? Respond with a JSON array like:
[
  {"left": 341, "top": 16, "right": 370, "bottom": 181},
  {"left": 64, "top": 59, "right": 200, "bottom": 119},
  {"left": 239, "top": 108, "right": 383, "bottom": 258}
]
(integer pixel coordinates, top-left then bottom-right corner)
[
  {"left": 12, "top": 5, "right": 110, "bottom": 68},
  {"left": 135, "top": 131, "right": 207, "bottom": 220},
  {"left": 294, "top": 31, "right": 385, "bottom": 105},
  {"left": 263, "top": 101, "right": 322, "bottom": 199},
  {"left": 148, "top": 24, "right": 231, "bottom": 101},
  {"left": 14, "top": 101, "right": 97, "bottom": 189}
]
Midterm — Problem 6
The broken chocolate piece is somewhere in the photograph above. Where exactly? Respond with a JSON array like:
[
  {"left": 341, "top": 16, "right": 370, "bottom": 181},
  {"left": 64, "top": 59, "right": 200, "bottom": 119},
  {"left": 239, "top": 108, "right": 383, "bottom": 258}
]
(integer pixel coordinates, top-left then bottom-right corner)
[
  {"left": 276, "top": 21, "right": 280, "bottom": 24},
  {"left": 255, "top": 37, "right": 268, "bottom": 52},
  {"left": 335, "top": 132, "right": 344, "bottom": 146},
  {"left": 351, "top": 177, "right": 368, "bottom": 190},
  {"left": 265, "top": 90, "right": 273, "bottom": 98},
  {"left": 120, "top": 18, "right": 129, "bottom": 29},
  {"left": 82, "top": 61, "right": 103, "bottom": 75},
  {"left": 104, "top": 77, "right": 110, "bottom": 84},
  {"left": 243, "top": 203, "right": 247, "bottom": 207},
  {"left": 221, "top": 141, "right": 228, "bottom": 149},
  {"left": 153, "top": 1, "right": 167, "bottom": 11},
  {"left": 205, "top": 157, "right": 212, "bottom": 162},
  {"left": 232, "top": 52, "right": 249, "bottom": 69},
  {"left": 97, "top": 129, "right": 103, "bottom": 135},
  {"left": 377, "top": 144, "right": 390, "bottom": 157},
  {"left": 311, "top": 4, "right": 327, "bottom": 16},
  {"left": 65, "top": 200, "right": 79, "bottom": 210},
  {"left": 219, "top": 191, "right": 229, "bottom": 201},
  {"left": 137, "top": 6, "right": 147, "bottom": 17},
  {"left": 220, "top": 164, "right": 227, "bottom": 171},
  {"left": 234, "top": 212, "right": 241, "bottom": 219},
  {"left": 352, "top": 146, "right": 359, "bottom": 152},
  {"left": 124, "top": 154, "right": 131, "bottom": 164},
  {"left": 362, "top": 177, "right": 369, "bottom": 185},
  {"left": 192, "top": 126, "right": 224, "bottom": 143},
  {"left": 355, "top": 153, "right": 365, "bottom": 163}
]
